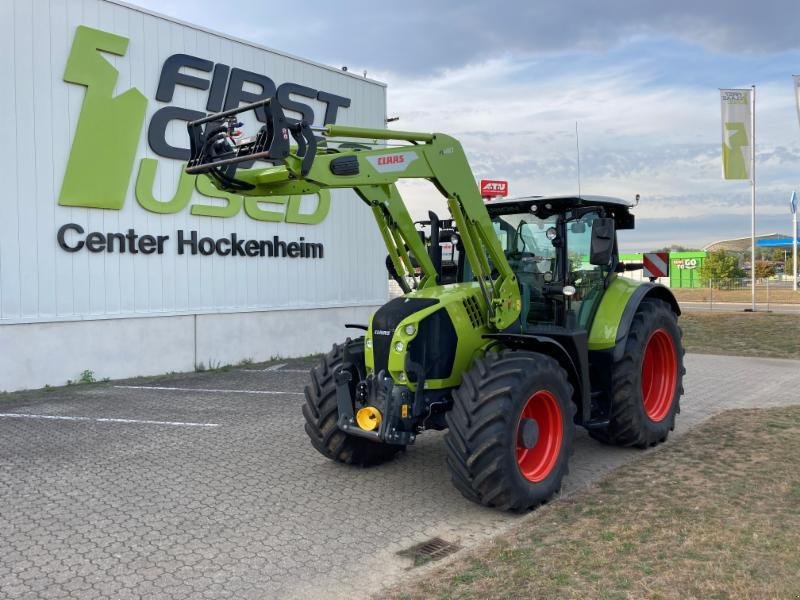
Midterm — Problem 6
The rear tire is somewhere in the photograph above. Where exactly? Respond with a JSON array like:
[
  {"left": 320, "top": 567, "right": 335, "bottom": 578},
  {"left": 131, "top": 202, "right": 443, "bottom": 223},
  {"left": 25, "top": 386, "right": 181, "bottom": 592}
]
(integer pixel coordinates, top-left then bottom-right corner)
[
  {"left": 589, "top": 298, "right": 685, "bottom": 448},
  {"left": 444, "top": 350, "right": 576, "bottom": 511},
  {"left": 303, "top": 338, "right": 405, "bottom": 466}
]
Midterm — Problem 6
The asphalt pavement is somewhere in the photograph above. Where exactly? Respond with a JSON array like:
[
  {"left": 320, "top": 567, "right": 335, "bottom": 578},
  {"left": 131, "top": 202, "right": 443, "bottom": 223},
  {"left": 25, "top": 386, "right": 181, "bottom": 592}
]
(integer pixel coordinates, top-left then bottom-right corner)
[{"left": 1, "top": 353, "right": 799, "bottom": 599}]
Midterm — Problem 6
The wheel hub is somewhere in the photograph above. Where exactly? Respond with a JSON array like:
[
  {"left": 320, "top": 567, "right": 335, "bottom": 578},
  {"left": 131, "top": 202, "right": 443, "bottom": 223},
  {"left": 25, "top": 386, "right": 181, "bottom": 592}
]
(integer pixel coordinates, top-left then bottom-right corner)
[
  {"left": 516, "top": 390, "right": 563, "bottom": 483},
  {"left": 517, "top": 418, "right": 539, "bottom": 449}
]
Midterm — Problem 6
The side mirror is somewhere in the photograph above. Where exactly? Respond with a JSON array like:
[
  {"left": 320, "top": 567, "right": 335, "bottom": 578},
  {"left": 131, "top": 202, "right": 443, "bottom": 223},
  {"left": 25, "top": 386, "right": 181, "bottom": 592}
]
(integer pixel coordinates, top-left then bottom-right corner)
[{"left": 590, "top": 218, "right": 615, "bottom": 265}]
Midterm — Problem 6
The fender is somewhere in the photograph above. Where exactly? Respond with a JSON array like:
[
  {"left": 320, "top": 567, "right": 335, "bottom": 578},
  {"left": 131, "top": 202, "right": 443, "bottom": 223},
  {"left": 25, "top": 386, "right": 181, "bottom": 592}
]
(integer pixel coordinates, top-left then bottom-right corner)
[
  {"left": 611, "top": 283, "right": 680, "bottom": 361},
  {"left": 483, "top": 332, "right": 590, "bottom": 424},
  {"left": 588, "top": 277, "right": 680, "bottom": 358}
]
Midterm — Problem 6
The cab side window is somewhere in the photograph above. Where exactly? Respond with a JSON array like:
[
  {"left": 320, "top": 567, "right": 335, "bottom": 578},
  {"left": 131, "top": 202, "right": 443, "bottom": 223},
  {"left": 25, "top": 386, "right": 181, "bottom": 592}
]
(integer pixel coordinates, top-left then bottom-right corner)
[{"left": 567, "top": 213, "right": 606, "bottom": 329}]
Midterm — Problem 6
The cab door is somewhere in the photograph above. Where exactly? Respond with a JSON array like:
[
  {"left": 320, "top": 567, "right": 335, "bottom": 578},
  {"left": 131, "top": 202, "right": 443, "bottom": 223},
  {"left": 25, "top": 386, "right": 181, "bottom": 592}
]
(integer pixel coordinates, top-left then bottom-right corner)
[{"left": 566, "top": 212, "right": 608, "bottom": 330}]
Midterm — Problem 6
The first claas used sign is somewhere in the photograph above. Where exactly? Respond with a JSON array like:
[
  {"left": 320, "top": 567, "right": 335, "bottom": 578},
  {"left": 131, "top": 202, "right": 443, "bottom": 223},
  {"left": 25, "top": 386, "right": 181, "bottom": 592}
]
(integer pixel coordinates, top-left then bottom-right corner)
[{"left": 480, "top": 180, "right": 508, "bottom": 198}]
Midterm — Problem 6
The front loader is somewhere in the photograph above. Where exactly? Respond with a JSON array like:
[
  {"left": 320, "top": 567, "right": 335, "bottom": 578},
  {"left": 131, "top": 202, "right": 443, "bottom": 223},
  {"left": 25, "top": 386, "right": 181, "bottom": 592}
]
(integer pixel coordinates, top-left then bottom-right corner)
[{"left": 185, "top": 99, "right": 685, "bottom": 511}]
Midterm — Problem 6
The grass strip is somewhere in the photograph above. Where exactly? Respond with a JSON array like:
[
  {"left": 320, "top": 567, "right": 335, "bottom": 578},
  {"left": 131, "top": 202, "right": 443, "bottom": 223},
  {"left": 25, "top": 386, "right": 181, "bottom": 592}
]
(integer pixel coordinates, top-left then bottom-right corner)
[
  {"left": 385, "top": 406, "right": 800, "bottom": 600},
  {"left": 680, "top": 312, "right": 799, "bottom": 359}
]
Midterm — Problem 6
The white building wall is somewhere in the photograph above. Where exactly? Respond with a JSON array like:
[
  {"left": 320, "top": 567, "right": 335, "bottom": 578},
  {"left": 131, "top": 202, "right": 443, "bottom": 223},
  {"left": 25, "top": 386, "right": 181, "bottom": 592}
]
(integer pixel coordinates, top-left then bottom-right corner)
[
  {"left": 0, "top": 0, "right": 388, "bottom": 391},
  {"left": 0, "top": 306, "right": 375, "bottom": 390}
]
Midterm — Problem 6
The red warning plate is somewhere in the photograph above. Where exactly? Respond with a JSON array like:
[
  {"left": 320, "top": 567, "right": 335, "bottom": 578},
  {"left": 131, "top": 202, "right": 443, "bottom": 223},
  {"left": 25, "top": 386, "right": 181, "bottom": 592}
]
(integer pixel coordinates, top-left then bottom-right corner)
[{"left": 643, "top": 252, "right": 669, "bottom": 278}]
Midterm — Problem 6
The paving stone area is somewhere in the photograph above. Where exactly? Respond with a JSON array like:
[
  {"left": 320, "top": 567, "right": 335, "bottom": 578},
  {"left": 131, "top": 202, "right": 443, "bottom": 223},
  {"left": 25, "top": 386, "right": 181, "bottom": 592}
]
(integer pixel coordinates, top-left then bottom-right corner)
[{"left": 1, "top": 354, "right": 799, "bottom": 599}]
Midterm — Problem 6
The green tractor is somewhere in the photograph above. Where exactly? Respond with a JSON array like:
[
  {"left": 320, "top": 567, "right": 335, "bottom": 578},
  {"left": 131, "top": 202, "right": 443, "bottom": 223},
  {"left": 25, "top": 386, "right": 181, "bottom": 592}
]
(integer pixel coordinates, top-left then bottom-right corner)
[{"left": 186, "top": 99, "right": 685, "bottom": 511}]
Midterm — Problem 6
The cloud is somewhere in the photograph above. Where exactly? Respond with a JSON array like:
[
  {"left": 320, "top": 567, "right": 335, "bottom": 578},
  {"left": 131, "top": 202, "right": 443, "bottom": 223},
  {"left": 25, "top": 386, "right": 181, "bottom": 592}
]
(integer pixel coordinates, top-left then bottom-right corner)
[
  {"left": 130, "top": 0, "right": 800, "bottom": 73},
  {"left": 620, "top": 212, "right": 795, "bottom": 252},
  {"left": 127, "top": 0, "right": 800, "bottom": 248},
  {"left": 379, "top": 55, "right": 800, "bottom": 236}
]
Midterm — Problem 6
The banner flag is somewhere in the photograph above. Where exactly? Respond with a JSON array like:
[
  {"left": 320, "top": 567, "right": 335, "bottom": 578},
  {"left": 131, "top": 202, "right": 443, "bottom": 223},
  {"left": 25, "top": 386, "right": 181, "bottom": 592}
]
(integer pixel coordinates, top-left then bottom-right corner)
[
  {"left": 720, "top": 89, "right": 752, "bottom": 180},
  {"left": 794, "top": 75, "right": 800, "bottom": 127}
]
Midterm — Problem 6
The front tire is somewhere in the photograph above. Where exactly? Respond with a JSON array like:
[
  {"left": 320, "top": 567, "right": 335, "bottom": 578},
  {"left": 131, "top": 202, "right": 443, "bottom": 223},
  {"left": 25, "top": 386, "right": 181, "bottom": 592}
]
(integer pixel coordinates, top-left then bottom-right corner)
[
  {"left": 589, "top": 298, "right": 685, "bottom": 448},
  {"left": 303, "top": 338, "right": 405, "bottom": 466},
  {"left": 444, "top": 350, "right": 576, "bottom": 511}
]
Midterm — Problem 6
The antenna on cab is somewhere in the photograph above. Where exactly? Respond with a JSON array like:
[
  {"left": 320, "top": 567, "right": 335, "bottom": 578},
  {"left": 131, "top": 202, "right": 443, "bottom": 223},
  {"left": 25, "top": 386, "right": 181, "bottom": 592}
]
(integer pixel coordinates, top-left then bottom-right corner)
[{"left": 575, "top": 121, "right": 581, "bottom": 198}]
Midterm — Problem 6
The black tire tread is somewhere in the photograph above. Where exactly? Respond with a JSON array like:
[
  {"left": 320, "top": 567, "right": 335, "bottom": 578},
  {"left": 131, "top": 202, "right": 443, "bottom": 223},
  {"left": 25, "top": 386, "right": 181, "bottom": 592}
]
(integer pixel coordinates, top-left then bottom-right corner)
[
  {"left": 444, "top": 349, "right": 576, "bottom": 512},
  {"left": 302, "top": 339, "right": 404, "bottom": 466}
]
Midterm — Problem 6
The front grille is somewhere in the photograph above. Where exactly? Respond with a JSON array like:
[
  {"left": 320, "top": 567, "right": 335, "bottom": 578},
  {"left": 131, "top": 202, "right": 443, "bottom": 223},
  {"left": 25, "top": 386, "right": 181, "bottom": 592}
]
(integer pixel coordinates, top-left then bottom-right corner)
[
  {"left": 462, "top": 295, "right": 484, "bottom": 329},
  {"left": 371, "top": 297, "right": 438, "bottom": 373},
  {"left": 407, "top": 308, "right": 457, "bottom": 381}
]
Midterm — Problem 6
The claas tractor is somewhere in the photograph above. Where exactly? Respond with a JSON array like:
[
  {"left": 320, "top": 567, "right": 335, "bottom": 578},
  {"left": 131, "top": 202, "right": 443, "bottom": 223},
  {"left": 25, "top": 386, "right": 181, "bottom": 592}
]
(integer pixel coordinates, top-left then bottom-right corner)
[{"left": 185, "top": 99, "right": 685, "bottom": 511}]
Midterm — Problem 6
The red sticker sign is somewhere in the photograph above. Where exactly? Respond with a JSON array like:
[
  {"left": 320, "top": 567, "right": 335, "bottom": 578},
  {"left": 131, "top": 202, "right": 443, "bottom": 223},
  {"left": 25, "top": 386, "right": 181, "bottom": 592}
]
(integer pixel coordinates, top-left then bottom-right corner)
[{"left": 480, "top": 179, "right": 508, "bottom": 197}]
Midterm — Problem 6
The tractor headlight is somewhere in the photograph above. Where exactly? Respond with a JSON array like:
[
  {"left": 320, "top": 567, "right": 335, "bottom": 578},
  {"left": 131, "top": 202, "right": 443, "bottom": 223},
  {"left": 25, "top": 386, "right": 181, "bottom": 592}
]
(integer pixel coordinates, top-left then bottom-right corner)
[
  {"left": 546, "top": 227, "right": 558, "bottom": 241},
  {"left": 394, "top": 341, "right": 404, "bottom": 353},
  {"left": 404, "top": 324, "right": 416, "bottom": 336},
  {"left": 366, "top": 339, "right": 372, "bottom": 349}
]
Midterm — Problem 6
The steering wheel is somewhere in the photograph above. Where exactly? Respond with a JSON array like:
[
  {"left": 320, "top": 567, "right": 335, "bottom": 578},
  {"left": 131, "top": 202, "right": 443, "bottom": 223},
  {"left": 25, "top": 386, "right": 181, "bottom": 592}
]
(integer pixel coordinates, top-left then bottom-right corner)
[{"left": 506, "top": 251, "right": 538, "bottom": 270}]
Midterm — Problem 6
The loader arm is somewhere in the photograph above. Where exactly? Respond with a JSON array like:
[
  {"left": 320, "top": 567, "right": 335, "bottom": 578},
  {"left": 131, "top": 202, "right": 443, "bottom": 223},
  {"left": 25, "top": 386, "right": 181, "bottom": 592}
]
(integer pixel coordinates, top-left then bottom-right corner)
[{"left": 185, "top": 98, "right": 520, "bottom": 329}]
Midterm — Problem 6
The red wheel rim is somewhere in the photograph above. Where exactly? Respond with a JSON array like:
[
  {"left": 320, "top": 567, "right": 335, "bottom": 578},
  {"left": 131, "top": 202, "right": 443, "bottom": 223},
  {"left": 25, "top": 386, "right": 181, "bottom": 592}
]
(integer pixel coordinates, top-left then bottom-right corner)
[
  {"left": 641, "top": 328, "right": 678, "bottom": 422},
  {"left": 516, "top": 390, "right": 563, "bottom": 482}
]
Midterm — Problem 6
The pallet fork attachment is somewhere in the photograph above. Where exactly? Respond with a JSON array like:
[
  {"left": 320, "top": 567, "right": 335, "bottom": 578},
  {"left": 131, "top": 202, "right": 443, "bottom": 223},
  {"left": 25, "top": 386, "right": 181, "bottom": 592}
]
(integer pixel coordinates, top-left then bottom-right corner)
[
  {"left": 185, "top": 98, "right": 317, "bottom": 190},
  {"left": 184, "top": 98, "right": 522, "bottom": 330}
]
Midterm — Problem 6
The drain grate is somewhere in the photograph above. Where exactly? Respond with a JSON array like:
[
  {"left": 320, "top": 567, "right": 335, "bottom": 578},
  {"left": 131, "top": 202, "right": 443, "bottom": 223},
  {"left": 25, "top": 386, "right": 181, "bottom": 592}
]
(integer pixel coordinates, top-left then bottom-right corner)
[{"left": 398, "top": 537, "right": 461, "bottom": 566}]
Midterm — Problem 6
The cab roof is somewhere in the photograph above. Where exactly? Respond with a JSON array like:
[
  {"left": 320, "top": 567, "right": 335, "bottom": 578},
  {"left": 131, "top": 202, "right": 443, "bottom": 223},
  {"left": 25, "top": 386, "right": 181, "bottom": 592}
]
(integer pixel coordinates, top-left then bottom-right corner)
[
  {"left": 485, "top": 194, "right": 635, "bottom": 209},
  {"left": 484, "top": 195, "right": 636, "bottom": 229}
]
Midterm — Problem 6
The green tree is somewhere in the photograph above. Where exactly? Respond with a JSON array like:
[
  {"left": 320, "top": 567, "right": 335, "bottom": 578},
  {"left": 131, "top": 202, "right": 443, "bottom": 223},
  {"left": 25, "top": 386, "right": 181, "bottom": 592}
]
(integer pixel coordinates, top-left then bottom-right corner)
[
  {"left": 754, "top": 260, "right": 775, "bottom": 278},
  {"left": 787, "top": 254, "right": 795, "bottom": 275},
  {"left": 698, "top": 250, "right": 743, "bottom": 286}
]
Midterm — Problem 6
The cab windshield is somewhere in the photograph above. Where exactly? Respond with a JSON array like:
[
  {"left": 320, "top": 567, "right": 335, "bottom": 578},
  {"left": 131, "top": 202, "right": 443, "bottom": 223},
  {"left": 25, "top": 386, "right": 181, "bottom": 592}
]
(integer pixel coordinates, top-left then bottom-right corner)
[
  {"left": 492, "top": 213, "right": 560, "bottom": 280},
  {"left": 462, "top": 212, "right": 561, "bottom": 284}
]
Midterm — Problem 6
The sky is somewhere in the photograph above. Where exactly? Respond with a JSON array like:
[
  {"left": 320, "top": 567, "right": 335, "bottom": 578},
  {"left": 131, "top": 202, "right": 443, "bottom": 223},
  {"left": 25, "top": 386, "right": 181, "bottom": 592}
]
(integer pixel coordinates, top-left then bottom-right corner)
[{"left": 130, "top": 0, "right": 800, "bottom": 251}]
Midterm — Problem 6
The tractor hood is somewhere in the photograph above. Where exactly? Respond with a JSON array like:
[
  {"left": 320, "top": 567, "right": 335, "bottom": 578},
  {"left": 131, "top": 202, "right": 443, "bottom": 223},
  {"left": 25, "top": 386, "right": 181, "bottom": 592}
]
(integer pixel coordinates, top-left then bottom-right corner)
[{"left": 364, "top": 282, "right": 490, "bottom": 390}]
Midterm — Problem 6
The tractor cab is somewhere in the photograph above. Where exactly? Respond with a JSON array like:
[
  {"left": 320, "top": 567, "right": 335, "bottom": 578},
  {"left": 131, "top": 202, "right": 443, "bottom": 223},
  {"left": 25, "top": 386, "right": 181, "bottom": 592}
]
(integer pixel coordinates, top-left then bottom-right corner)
[{"left": 460, "top": 195, "right": 635, "bottom": 333}]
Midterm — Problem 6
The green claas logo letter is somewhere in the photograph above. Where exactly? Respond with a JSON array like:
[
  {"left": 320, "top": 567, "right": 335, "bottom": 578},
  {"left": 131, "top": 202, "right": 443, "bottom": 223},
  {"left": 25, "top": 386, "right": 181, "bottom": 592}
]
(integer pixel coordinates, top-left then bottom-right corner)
[
  {"left": 60, "top": 26, "right": 146, "bottom": 210},
  {"left": 59, "top": 25, "right": 331, "bottom": 224},
  {"left": 722, "top": 122, "right": 749, "bottom": 180}
]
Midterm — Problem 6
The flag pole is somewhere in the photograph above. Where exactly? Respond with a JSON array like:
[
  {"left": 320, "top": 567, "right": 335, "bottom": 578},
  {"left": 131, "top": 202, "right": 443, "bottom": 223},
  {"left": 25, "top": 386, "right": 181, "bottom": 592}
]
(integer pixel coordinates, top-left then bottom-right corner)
[
  {"left": 794, "top": 75, "right": 800, "bottom": 293},
  {"left": 793, "top": 192, "right": 798, "bottom": 293},
  {"left": 750, "top": 85, "right": 756, "bottom": 311}
]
